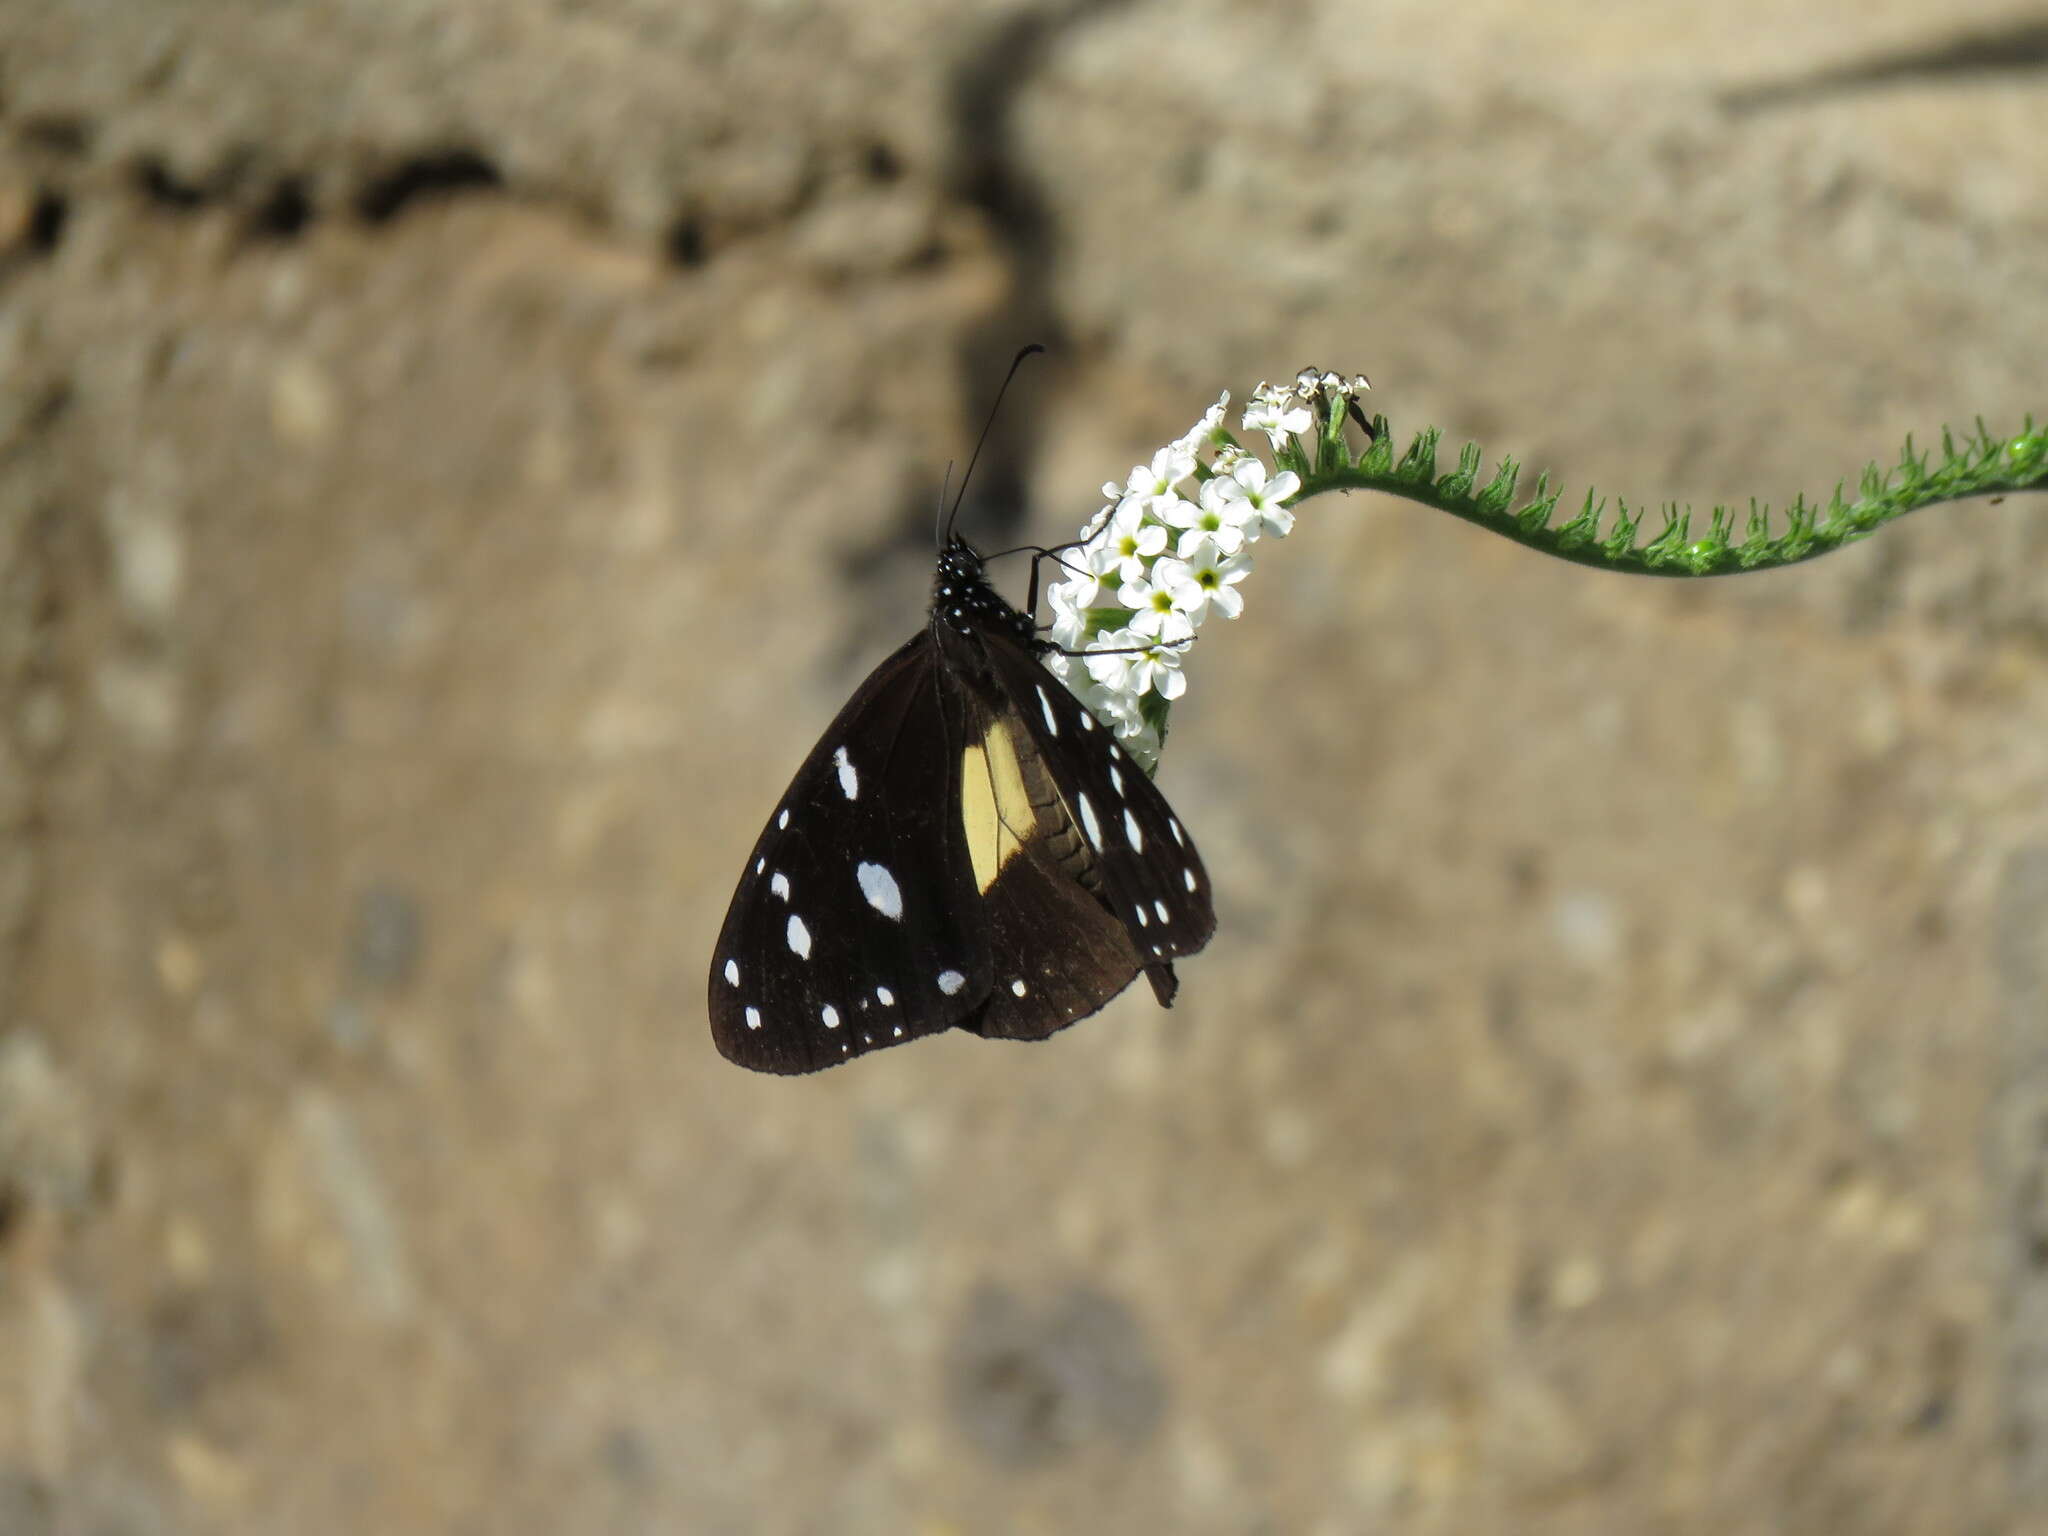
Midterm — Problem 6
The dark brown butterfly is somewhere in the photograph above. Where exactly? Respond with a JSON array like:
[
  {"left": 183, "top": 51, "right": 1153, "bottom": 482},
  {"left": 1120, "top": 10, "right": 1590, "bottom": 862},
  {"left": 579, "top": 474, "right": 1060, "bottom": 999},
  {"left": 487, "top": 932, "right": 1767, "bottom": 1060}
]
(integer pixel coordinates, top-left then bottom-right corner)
[{"left": 708, "top": 350, "right": 1216, "bottom": 1073}]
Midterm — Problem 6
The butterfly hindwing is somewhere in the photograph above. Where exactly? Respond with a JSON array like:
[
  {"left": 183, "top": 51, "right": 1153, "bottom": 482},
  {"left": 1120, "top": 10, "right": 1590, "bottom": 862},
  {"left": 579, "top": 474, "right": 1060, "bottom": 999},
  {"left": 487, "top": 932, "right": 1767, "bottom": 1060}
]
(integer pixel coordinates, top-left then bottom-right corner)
[
  {"left": 938, "top": 685, "right": 1149, "bottom": 1040},
  {"left": 951, "top": 625, "right": 1217, "bottom": 1040},
  {"left": 708, "top": 636, "right": 994, "bottom": 1073}
]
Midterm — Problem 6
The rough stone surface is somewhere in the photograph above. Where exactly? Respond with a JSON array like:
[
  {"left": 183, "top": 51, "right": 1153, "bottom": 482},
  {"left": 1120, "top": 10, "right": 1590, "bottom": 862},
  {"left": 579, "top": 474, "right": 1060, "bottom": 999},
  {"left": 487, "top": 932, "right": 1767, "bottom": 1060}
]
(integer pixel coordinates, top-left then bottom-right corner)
[{"left": 0, "top": 1, "right": 2044, "bottom": 1531}]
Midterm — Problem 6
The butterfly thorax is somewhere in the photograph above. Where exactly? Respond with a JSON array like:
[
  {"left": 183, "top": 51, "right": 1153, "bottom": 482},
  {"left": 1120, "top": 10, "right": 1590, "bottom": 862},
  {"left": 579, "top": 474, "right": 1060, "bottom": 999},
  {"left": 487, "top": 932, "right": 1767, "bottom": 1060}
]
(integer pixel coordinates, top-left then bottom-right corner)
[{"left": 931, "top": 539, "right": 1039, "bottom": 649}]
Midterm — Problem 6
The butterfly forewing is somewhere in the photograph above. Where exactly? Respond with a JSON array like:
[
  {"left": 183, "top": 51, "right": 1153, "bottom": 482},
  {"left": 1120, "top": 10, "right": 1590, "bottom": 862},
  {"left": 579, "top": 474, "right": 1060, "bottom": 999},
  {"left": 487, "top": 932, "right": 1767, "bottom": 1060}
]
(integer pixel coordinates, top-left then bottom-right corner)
[{"left": 708, "top": 637, "right": 994, "bottom": 1073}]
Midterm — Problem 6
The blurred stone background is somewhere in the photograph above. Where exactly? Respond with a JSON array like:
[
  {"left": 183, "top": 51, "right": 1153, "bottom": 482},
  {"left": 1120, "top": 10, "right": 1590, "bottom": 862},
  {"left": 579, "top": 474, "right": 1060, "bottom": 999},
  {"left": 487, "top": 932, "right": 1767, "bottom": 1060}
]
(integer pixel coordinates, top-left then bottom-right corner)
[{"left": 0, "top": 1, "right": 2045, "bottom": 1531}]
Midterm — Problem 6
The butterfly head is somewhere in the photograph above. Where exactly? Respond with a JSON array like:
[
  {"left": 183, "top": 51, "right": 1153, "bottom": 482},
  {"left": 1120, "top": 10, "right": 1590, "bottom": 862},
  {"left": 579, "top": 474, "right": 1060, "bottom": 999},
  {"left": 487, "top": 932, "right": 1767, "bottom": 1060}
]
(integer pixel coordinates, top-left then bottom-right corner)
[
  {"left": 934, "top": 538, "right": 986, "bottom": 594},
  {"left": 932, "top": 537, "right": 1036, "bottom": 646}
]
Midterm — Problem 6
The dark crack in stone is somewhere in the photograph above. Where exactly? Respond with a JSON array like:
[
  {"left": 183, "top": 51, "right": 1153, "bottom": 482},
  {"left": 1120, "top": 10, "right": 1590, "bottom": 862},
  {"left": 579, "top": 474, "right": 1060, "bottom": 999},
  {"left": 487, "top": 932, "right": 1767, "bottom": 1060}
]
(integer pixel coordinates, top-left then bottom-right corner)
[
  {"left": 145, "top": 1284, "right": 274, "bottom": 1413},
  {"left": 943, "top": 1282, "right": 1166, "bottom": 1468},
  {"left": 345, "top": 881, "right": 423, "bottom": 993},
  {"left": 0, "top": 1467, "right": 53, "bottom": 1536},
  {"left": 329, "top": 881, "right": 425, "bottom": 1049}
]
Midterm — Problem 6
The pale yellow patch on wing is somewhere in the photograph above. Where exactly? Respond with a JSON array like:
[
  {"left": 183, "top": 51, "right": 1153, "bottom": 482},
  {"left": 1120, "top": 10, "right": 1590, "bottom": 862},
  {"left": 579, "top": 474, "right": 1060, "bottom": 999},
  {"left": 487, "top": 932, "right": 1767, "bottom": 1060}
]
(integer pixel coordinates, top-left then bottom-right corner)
[{"left": 960, "top": 717, "right": 1035, "bottom": 893}]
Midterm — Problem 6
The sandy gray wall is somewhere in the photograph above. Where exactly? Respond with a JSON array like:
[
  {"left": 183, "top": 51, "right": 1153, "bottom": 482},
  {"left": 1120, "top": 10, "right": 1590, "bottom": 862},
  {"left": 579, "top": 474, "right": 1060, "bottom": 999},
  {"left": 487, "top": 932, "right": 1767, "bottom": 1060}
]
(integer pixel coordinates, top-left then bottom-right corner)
[{"left": 1, "top": 2, "right": 2046, "bottom": 1531}]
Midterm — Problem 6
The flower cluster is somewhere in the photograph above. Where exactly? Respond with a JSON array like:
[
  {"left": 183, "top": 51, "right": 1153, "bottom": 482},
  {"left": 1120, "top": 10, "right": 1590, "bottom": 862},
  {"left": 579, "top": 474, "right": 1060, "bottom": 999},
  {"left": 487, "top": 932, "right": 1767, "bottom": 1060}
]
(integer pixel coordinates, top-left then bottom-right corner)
[{"left": 1040, "top": 369, "right": 1369, "bottom": 770}]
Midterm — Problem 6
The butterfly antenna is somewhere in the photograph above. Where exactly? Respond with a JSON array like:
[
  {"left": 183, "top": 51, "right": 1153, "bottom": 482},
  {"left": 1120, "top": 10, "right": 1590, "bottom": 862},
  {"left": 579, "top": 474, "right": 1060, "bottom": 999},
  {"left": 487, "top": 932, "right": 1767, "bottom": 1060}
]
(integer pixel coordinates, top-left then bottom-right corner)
[{"left": 943, "top": 343, "right": 1046, "bottom": 545}]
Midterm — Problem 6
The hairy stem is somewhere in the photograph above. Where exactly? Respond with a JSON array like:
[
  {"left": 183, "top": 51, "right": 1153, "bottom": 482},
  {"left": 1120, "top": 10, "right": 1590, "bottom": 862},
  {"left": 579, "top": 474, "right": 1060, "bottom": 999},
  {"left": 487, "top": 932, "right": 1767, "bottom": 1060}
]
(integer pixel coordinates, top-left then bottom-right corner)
[{"left": 1281, "top": 415, "right": 2047, "bottom": 578}]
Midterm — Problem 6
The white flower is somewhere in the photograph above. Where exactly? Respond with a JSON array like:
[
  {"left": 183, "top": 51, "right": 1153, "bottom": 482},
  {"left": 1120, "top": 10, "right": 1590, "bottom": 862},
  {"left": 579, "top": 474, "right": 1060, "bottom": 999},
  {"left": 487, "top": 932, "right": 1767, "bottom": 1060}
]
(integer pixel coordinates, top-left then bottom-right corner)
[
  {"left": 1079, "top": 671, "right": 1142, "bottom": 732},
  {"left": 1170, "top": 392, "right": 1229, "bottom": 460},
  {"left": 1209, "top": 442, "right": 1250, "bottom": 475},
  {"left": 1111, "top": 443, "right": 1197, "bottom": 516},
  {"left": 1242, "top": 381, "right": 1311, "bottom": 452},
  {"left": 1082, "top": 629, "right": 1140, "bottom": 691},
  {"left": 1290, "top": 367, "right": 1369, "bottom": 405},
  {"left": 1079, "top": 501, "right": 1117, "bottom": 539},
  {"left": 1215, "top": 456, "right": 1300, "bottom": 538},
  {"left": 1043, "top": 568, "right": 1098, "bottom": 651},
  {"left": 1089, "top": 500, "right": 1168, "bottom": 584},
  {"left": 1110, "top": 707, "right": 1163, "bottom": 769},
  {"left": 1155, "top": 535, "right": 1251, "bottom": 622},
  {"left": 1115, "top": 569, "right": 1198, "bottom": 642},
  {"left": 1042, "top": 368, "right": 1349, "bottom": 758},
  {"left": 1085, "top": 626, "right": 1188, "bottom": 702},
  {"left": 1073, "top": 675, "right": 1161, "bottom": 764},
  {"left": 1149, "top": 489, "right": 1198, "bottom": 538},
  {"left": 1169, "top": 478, "right": 1259, "bottom": 557}
]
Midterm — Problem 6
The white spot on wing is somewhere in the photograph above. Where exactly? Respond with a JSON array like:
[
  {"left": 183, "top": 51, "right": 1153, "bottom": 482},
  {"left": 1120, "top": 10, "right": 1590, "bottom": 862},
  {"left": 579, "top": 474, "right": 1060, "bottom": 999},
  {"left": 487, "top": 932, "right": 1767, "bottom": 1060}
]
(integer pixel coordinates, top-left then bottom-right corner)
[
  {"left": 834, "top": 745, "right": 859, "bottom": 800},
  {"left": 778, "top": 809, "right": 790, "bottom": 830},
  {"left": 821, "top": 1004, "right": 840, "bottom": 1029},
  {"left": 1124, "top": 808, "right": 1144, "bottom": 853},
  {"left": 770, "top": 871, "right": 791, "bottom": 901},
  {"left": 724, "top": 959, "right": 739, "bottom": 987},
  {"left": 1169, "top": 818, "right": 1184, "bottom": 847},
  {"left": 745, "top": 1006, "right": 762, "bottom": 1031},
  {"left": 876, "top": 985, "right": 895, "bottom": 1006},
  {"left": 937, "top": 969, "right": 966, "bottom": 996},
  {"left": 755, "top": 857, "right": 765, "bottom": 875},
  {"left": 1079, "top": 709, "right": 1096, "bottom": 731},
  {"left": 892, "top": 1025, "right": 904, "bottom": 1038},
  {"left": 1135, "top": 904, "right": 1149, "bottom": 927},
  {"left": 1077, "top": 792, "right": 1104, "bottom": 852},
  {"left": 786, "top": 913, "right": 811, "bottom": 958},
  {"left": 1154, "top": 900, "right": 1169, "bottom": 924},
  {"left": 1037, "top": 687, "right": 1059, "bottom": 736},
  {"left": 1010, "top": 978, "right": 1028, "bottom": 997},
  {"left": 1184, "top": 866, "right": 1198, "bottom": 892},
  {"left": 1109, "top": 764, "right": 1124, "bottom": 796},
  {"left": 857, "top": 861, "right": 903, "bottom": 920}
]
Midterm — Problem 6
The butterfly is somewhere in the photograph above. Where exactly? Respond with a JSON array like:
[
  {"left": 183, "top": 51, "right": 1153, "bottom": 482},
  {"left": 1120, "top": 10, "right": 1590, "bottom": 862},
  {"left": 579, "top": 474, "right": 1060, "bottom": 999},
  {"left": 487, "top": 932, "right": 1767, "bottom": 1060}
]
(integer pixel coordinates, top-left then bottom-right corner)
[{"left": 707, "top": 466, "right": 1216, "bottom": 1073}]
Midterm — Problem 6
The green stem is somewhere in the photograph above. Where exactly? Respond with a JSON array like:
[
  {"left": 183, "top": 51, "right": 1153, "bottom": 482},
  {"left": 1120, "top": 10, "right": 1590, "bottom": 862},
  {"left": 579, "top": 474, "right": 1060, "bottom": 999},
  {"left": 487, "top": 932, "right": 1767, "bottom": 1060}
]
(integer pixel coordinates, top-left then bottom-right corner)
[{"left": 1283, "top": 415, "right": 2047, "bottom": 578}]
